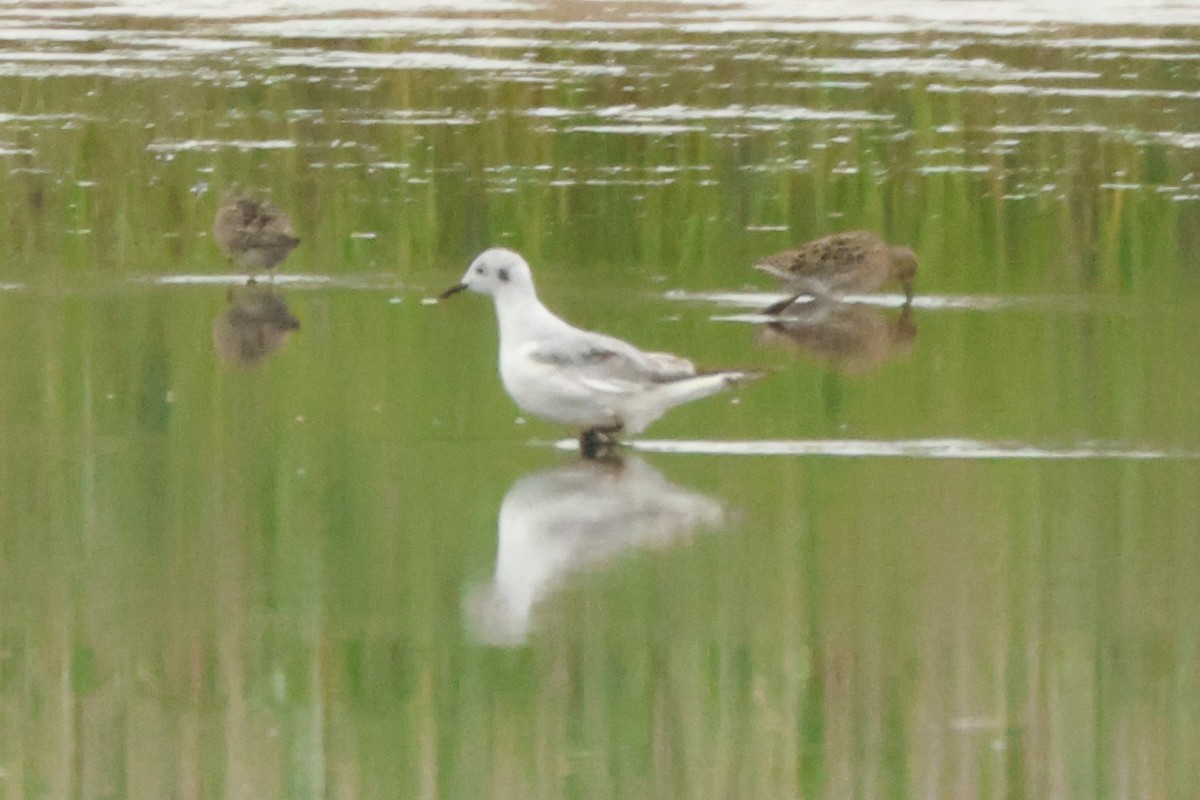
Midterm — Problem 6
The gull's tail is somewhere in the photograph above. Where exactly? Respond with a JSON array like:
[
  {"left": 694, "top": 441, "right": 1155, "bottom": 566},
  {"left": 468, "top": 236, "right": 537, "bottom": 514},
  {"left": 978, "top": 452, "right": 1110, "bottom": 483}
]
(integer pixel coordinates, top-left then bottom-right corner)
[{"left": 626, "top": 370, "right": 767, "bottom": 434}]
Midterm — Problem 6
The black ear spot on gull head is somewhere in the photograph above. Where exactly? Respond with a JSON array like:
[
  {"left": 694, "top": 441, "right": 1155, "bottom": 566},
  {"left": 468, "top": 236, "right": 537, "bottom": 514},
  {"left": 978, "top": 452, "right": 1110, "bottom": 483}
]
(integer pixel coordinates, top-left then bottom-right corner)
[{"left": 498, "top": 267, "right": 510, "bottom": 283}]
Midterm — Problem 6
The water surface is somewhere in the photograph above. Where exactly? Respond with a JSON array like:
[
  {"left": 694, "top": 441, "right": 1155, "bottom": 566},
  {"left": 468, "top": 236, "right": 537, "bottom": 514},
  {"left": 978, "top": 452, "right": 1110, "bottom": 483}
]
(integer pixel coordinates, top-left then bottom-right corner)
[{"left": 1, "top": 1, "right": 1198, "bottom": 798}]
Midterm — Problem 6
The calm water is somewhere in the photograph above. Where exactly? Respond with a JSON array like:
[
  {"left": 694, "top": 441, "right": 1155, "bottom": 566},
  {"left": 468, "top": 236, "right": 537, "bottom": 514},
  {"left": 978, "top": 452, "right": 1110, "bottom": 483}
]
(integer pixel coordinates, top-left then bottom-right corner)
[{"left": 1, "top": 1, "right": 1199, "bottom": 798}]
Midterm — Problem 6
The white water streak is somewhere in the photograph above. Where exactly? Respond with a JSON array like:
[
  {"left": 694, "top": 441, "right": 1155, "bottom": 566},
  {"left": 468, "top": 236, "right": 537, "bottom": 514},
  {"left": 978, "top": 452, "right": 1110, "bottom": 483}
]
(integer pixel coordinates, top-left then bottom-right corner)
[{"left": 552, "top": 437, "right": 1197, "bottom": 461}]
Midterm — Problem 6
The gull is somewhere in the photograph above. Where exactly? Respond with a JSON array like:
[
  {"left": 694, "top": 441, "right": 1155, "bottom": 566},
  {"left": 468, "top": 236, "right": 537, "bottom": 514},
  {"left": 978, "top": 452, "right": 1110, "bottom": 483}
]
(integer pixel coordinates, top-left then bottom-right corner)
[
  {"left": 439, "top": 248, "right": 761, "bottom": 457},
  {"left": 755, "top": 230, "right": 917, "bottom": 313}
]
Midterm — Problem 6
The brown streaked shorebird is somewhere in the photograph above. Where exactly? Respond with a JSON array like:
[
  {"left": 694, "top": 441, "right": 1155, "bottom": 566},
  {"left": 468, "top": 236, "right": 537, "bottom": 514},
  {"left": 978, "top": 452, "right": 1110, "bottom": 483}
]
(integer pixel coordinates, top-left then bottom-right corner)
[
  {"left": 212, "top": 192, "right": 300, "bottom": 273},
  {"left": 755, "top": 230, "right": 917, "bottom": 313},
  {"left": 212, "top": 284, "right": 301, "bottom": 369}
]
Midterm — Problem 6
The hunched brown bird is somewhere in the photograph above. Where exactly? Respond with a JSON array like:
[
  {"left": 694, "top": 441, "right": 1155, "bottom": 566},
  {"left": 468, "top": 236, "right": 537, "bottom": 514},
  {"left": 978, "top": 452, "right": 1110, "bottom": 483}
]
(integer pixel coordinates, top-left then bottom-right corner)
[
  {"left": 756, "top": 230, "right": 917, "bottom": 313},
  {"left": 212, "top": 192, "right": 301, "bottom": 273}
]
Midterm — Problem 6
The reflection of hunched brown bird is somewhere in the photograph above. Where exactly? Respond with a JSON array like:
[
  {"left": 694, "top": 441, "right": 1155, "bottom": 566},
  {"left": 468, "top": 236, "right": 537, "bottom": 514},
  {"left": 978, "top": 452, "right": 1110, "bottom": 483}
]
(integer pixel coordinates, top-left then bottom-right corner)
[
  {"left": 756, "top": 230, "right": 917, "bottom": 313},
  {"left": 212, "top": 193, "right": 300, "bottom": 272},
  {"left": 758, "top": 300, "right": 916, "bottom": 376},
  {"left": 212, "top": 285, "right": 301, "bottom": 369}
]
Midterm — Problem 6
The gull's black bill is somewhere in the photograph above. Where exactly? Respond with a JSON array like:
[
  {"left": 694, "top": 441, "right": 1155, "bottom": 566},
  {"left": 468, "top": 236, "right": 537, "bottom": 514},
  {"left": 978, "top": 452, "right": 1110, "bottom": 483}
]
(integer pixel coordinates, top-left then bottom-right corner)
[{"left": 438, "top": 283, "right": 468, "bottom": 300}]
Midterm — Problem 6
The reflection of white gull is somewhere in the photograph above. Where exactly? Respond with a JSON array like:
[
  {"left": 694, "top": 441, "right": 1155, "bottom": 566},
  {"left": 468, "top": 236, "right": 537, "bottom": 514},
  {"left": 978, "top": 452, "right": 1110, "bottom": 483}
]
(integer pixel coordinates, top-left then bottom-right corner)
[{"left": 464, "top": 457, "right": 725, "bottom": 646}]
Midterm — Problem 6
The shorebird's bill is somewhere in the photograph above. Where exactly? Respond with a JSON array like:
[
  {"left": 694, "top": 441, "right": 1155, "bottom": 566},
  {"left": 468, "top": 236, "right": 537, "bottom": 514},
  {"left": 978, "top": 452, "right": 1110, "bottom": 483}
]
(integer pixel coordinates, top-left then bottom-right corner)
[{"left": 438, "top": 282, "right": 468, "bottom": 300}]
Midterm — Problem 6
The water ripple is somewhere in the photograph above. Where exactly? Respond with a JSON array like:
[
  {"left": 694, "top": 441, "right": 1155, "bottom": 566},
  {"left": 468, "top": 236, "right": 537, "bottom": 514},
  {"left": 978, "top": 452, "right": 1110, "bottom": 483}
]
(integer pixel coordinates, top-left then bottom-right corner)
[
  {"left": 552, "top": 437, "right": 1199, "bottom": 461},
  {"left": 665, "top": 290, "right": 1135, "bottom": 315},
  {"left": 147, "top": 138, "right": 297, "bottom": 153}
]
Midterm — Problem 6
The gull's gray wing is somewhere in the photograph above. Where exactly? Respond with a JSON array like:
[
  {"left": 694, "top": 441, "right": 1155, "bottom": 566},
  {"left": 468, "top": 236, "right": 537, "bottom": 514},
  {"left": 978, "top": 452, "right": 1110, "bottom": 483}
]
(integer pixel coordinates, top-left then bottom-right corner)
[{"left": 525, "top": 330, "right": 696, "bottom": 394}]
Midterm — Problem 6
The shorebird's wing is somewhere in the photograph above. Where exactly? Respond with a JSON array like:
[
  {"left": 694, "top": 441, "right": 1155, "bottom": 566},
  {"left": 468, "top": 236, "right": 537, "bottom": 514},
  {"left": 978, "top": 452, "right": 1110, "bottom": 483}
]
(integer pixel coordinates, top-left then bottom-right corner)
[
  {"left": 805, "top": 233, "right": 874, "bottom": 276},
  {"left": 248, "top": 202, "right": 298, "bottom": 242},
  {"left": 756, "top": 231, "right": 879, "bottom": 281},
  {"left": 527, "top": 331, "right": 696, "bottom": 395}
]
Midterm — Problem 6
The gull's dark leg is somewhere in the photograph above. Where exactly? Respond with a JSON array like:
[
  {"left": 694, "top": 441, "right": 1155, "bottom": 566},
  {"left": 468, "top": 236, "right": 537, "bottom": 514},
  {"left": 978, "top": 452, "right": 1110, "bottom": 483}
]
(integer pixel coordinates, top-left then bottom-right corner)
[
  {"left": 579, "top": 423, "right": 625, "bottom": 461},
  {"left": 580, "top": 429, "right": 602, "bottom": 459}
]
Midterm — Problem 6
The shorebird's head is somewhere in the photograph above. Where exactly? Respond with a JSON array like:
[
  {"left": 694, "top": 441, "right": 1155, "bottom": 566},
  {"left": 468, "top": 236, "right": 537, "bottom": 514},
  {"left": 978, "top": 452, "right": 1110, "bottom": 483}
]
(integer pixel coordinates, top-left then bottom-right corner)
[
  {"left": 439, "top": 247, "right": 535, "bottom": 301},
  {"left": 889, "top": 246, "right": 918, "bottom": 301}
]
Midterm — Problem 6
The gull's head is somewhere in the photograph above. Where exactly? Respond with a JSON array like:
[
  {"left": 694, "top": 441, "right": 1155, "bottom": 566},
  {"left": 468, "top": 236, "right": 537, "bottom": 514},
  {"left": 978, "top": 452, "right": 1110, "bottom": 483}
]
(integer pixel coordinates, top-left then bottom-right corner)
[{"left": 439, "top": 247, "right": 535, "bottom": 301}]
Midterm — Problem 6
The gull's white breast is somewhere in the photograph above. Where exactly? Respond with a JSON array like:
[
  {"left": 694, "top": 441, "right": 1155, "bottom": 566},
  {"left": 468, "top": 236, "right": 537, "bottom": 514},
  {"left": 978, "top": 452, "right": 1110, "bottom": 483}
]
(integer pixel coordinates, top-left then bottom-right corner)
[{"left": 500, "top": 340, "right": 623, "bottom": 428}]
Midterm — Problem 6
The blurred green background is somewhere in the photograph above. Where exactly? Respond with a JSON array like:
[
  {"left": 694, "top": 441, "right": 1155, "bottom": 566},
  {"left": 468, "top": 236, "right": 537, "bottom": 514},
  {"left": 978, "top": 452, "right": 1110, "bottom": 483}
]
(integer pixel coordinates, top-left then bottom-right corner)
[{"left": 0, "top": 3, "right": 1198, "bottom": 798}]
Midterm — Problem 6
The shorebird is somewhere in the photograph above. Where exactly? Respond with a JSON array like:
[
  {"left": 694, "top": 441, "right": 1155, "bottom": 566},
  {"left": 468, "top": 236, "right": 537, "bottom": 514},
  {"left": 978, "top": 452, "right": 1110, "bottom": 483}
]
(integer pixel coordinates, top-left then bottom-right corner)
[
  {"left": 755, "top": 230, "right": 917, "bottom": 313},
  {"left": 212, "top": 191, "right": 300, "bottom": 273},
  {"left": 439, "top": 248, "right": 761, "bottom": 457}
]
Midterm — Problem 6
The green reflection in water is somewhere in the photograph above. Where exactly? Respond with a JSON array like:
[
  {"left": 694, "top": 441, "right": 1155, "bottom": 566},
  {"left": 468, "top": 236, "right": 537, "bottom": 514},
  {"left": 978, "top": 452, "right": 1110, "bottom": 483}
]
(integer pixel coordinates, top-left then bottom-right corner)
[{"left": 1, "top": 4, "right": 1199, "bottom": 799}]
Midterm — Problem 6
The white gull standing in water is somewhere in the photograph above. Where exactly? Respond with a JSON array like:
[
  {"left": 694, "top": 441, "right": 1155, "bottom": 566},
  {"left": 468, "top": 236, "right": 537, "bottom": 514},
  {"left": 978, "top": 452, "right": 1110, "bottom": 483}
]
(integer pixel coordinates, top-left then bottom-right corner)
[{"left": 439, "top": 247, "right": 762, "bottom": 457}]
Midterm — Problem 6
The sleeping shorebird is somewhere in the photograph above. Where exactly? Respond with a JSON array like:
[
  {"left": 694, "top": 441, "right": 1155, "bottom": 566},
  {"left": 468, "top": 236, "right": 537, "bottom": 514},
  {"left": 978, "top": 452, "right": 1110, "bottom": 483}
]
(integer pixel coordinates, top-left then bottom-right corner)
[{"left": 212, "top": 191, "right": 300, "bottom": 274}]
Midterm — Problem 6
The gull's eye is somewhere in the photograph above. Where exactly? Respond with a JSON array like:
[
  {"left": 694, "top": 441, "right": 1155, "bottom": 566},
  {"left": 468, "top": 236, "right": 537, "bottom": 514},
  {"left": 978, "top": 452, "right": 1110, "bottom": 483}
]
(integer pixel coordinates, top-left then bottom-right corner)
[{"left": 475, "top": 266, "right": 485, "bottom": 275}]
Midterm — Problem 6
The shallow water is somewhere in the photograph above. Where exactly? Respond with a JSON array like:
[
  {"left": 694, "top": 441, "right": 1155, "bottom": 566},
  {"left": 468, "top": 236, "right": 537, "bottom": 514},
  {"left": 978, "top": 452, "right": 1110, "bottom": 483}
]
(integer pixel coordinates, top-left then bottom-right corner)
[{"left": 1, "top": 1, "right": 1199, "bottom": 798}]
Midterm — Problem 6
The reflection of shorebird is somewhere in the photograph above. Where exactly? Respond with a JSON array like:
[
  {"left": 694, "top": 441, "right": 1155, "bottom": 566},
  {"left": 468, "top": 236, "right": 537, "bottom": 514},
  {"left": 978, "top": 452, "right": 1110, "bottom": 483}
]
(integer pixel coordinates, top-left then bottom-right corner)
[
  {"left": 212, "top": 191, "right": 300, "bottom": 273},
  {"left": 212, "top": 284, "right": 301, "bottom": 368},
  {"left": 756, "top": 230, "right": 917, "bottom": 313},
  {"left": 759, "top": 301, "right": 916, "bottom": 375},
  {"left": 463, "top": 457, "right": 724, "bottom": 646},
  {"left": 439, "top": 248, "right": 762, "bottom": 459}
]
